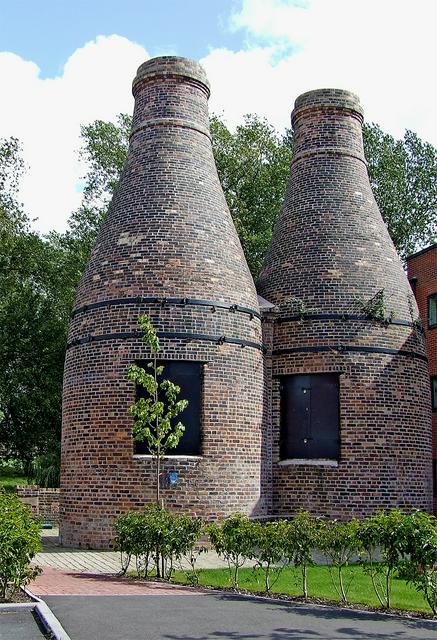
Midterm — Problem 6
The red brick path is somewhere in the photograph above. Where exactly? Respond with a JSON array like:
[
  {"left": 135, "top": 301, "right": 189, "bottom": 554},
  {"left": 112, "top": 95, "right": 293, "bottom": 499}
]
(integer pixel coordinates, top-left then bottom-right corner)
[{"left": 30, "top": 567, "right": 206, "bottom": 596}]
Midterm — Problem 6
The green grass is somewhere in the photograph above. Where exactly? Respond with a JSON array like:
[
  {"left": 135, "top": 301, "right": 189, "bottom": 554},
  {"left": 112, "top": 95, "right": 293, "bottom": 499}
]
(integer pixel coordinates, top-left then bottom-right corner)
[
  {"left": 0, "top": 475, "right": 29, "bottom": 492},
  {"left": 172, "top": 565, "right": 431, "bottom": 614}
]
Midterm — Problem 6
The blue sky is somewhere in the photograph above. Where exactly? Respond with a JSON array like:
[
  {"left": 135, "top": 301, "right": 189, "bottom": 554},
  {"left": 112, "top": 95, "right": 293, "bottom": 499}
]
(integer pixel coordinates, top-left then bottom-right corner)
[
  {"left": 0, "top": 0, "right": 242, "bottom": 78},
  {"left": 0, "top": 0, "right": 435, "bottom": 233}
]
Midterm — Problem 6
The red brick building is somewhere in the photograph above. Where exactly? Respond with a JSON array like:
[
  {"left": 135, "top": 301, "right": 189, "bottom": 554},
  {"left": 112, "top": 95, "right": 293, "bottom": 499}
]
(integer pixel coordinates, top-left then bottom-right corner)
[
  {"left": 407, "top": 244, "right": 437, "bottom": 513},
  {"left": 60, "top": 57, "right": 433, "bottom": 548}
]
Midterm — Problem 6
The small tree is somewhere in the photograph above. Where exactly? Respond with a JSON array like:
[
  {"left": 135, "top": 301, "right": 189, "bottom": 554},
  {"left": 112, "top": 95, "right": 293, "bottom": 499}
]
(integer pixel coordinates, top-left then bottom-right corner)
[
  {"left": 252, "top": 519, "right": 288, "bottom": 594},
  {"left": 318, "top": 518, "right": 362, "bottom": 604},
  {"left": 208, "top": 514, "right": 257, "bottom": 590},
  {"left": 284, "top": 511, "right": 321, "bottom": 599},
  {"left": 127, "top": 315, "right": 188, "bottom": 505}
]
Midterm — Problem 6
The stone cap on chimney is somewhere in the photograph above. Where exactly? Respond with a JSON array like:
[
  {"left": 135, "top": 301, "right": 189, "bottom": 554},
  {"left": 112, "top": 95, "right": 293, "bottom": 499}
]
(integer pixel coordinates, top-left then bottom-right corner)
[
  {"left": 292, "top": 88, "right": 363, "bottom": 125},
  {"left": 133, "top": 56, "right": 210, "bottom": 96}
]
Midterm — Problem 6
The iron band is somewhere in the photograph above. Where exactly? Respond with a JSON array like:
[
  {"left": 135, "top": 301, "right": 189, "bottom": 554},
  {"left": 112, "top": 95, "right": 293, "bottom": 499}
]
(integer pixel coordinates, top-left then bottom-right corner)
[
  {"left": 66, "top": 330, "right": 265, "bottom": 352},
  {"left": 130, "top": 117, "right": 211, "bottom": 141},
  {"left": 71, "top": 296, "right": 261, "bottom": 320},
  {"left": 277, "top": 313, "right": 419, "bottom": 330},
  {"left": 273, "top": 344, "right": 427, "bottom": 362},
  {"left": 291, "top": 147, "right": 367, "bottom": 166}
]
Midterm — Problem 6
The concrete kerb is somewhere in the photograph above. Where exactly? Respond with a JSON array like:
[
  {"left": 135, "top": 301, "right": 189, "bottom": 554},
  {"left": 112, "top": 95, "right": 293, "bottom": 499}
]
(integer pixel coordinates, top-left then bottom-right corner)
[{"left": 22, "top": 585, "right": 72, "bottom": 640}]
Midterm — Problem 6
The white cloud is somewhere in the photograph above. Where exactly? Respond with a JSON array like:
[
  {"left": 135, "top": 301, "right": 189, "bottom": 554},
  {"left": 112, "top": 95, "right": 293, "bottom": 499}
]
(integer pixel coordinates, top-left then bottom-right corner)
[
  {"left": 0, "top": 3, "right": 435, "bottom": 235},
  {"left": 204, "top": 0, "right": 437, "bottom": 144},
  {"left": 0, "top": 35, "right": 148, "bottom": 234}
]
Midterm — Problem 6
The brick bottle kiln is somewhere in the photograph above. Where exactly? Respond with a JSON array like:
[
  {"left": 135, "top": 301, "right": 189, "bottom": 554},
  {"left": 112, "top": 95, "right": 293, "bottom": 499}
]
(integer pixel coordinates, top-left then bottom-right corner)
[
  {"left": 258, "top": 89, "right": 433, "bottom": 517},
  {"left": 61, "top": 59, "right": 433, "bottom": 548},
  {"left": 60, "top": 57, "right": 266, "bottom": 548}
]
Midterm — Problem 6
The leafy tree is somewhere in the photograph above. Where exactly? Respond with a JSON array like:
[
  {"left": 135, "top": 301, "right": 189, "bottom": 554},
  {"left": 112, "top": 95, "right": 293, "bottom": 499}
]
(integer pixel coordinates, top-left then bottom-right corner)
[
  {"left": 358, "top": 509, "right": 408, "bottom": 609},
  {"left": 363, "top": 124, "right": 437, "bottom": 259},
  {"left": 252, "top": 519, "right": 288, "bottom": 594},
  {"left": 318, "top": 518, "right": 362, "bottom": 603},
  {"left": 73, "top": 113, "right": 436, "bottom": 277},
  {"left": 207, "top": 513, "right": 257, "bottom": 589},
  {"left": 284, "top": 511, "right": 321, "bottom": 599},
  {"left": 127, "top": 315, "right": 188, "bottom": 505},
  {"left": 0, "top": 140, "right": 69, "bottom": 466}
]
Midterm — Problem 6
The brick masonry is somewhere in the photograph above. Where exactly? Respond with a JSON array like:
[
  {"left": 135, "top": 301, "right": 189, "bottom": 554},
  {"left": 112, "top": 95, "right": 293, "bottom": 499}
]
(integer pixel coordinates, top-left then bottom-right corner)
[
  {"left": 16, "top": 485, "right": 60, "bottom": 525},
  {"left": 61, "top": 61, "right": 433, "bottom": 548},
  {"left": 257, "top": 89, "right": 433, "bottom": 518},
  {"left": 60, "top": 57, "right": 266, "bottom": 548},
  {"left": 407, "top": 244, "right": 437, "bottom": 513}
]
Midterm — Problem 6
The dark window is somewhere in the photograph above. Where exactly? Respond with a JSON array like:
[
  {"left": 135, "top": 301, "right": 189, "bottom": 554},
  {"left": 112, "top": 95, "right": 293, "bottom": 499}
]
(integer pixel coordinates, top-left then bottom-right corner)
[
  {"left": 429, "top": 293, "right": 437, "bottom": 328},
  {"left": 431, "top": 377, "right": 437, "bottom": 412},
  {"left": 134, "top": 360, "right": 202, "bottom": 456},
  {"left": 280, "top": 373, "right": 340, "bottom": 460}
]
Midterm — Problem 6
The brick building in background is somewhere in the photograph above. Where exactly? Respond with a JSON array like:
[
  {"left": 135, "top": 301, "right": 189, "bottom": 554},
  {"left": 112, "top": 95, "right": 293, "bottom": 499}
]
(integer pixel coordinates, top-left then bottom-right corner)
[
  {"left": 60, "top": 57, "right": 433, "bottom": 548},
  {"left": 407, "top": 244, "right": 437, "bottom": 513}
]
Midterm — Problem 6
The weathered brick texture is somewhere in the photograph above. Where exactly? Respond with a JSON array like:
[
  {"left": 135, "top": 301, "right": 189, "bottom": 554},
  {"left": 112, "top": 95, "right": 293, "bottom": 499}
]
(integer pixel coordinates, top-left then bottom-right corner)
[
  {"left": 257, "top": 89, "right": 433, "bottom": 518},
  {"left": 407, "top": 244, "right": 437, "bottom": 513},
  {"left": 61, "top": 57, "right": 265, "bottom": 549},
  {"left": 16, "top": 486, "right": 60, "bottom": 525}
]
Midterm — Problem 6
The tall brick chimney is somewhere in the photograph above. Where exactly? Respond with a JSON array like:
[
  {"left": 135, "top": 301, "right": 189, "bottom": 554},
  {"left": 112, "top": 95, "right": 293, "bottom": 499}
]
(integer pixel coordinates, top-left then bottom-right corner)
[
  {"left": 258, "top": 89, "right": 432, "bottom": 518},
  {"left": 61, "top": 57, "right": 266, "bottom": 548}
]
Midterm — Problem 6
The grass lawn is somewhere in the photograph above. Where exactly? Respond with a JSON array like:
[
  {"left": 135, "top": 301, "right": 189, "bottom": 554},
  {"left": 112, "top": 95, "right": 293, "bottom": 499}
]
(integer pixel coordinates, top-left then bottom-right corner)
[
  {"left": 0, "top": 475, "right": 28, "bottom": 492},
  {"left": 172, "top": 565, "right": 431, "bottom": 614}
]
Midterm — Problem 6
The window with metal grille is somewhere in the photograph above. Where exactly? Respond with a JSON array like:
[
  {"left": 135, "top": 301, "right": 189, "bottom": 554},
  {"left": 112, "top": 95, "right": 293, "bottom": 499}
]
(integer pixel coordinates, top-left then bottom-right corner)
[
  {"left": 429, "top": 293, "right": 437, "bottom": 328},
  {"left": 134, "top": 360, "right": 202, "bottom": 456},
  {"left": 280, "top": 373, "right": 340, "bottom": 460}
]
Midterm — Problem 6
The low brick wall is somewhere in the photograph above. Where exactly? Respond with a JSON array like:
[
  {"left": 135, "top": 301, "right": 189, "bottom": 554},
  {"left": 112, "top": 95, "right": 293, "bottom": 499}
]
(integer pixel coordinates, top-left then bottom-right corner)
[{"left": 16, "top": 485, "right": 60, "bottom": 525}]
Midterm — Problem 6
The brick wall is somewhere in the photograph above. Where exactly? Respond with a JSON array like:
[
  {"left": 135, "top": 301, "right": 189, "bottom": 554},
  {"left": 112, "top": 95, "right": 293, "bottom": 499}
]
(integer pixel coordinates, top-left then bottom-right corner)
[
  {"left": 60, "top": 57, "right": 265, "bottom": 549},
  {"left": 407, "top": 244, "right": 437, "bottom": 513},
  {"left": 258, "top": 89, "right": 433, "bottom": 518},
  {"left": 16, "top": 486, "right": 60, "bottom": 525}
]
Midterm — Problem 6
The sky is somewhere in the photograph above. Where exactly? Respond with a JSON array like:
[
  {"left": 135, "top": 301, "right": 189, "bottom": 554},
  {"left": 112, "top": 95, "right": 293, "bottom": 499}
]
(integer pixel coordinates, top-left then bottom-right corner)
[{"left": 0, "top": 0, "right": 436, "bottom": 234}]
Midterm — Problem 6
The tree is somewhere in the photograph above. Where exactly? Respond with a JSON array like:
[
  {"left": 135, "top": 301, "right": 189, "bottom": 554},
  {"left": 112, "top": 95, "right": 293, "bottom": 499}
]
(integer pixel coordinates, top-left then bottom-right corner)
[
  {"left": 127, "top": 315, "right": 188, "bottom": 505},
  {"left": 0, "top": 138, "right": 70, "bottom": 467},
  {"left": 73, "top": 113, "right": 436, "bottom": 277},
  {"left": 363, "top": 124, "right": 437, "bottom": 259}
]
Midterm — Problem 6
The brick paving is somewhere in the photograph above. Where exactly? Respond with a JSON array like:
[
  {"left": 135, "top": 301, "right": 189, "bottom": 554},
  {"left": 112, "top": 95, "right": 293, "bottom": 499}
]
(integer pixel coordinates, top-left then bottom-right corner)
[
  {"left": 30, "top": 567, "right": 206, "bottom": 596},
  {"left": 29, "top": 528, "right": 224, "bottom": 597}
]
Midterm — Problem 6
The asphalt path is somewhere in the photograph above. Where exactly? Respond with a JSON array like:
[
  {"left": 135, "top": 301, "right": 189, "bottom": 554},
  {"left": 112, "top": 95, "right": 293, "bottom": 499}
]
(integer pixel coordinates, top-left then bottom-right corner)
[
  {"left": 44, "top": 593, "right": 437, "bottom": 640},
  {"left": 0, "top": 607, "right": 47, "bottom": 640}
]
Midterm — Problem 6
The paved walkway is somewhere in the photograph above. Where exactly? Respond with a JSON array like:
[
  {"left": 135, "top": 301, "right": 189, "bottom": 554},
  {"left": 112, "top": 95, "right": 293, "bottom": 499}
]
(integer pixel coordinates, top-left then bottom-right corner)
[{"left": 30, "top": 528, "right": 220, "bottom": 597}]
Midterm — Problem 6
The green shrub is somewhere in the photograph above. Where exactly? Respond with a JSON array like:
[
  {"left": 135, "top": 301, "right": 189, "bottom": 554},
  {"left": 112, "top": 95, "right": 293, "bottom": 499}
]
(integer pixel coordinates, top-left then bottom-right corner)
[
  {"left": 252, "top": 519, "right": 288, "bottom": 593},
  {"left": 284, "top": 511, "right": 321, "bottom": 598},
  {"left": 208, "top": 513, "right": 257, "bottom": 589},
  {"left": 318, "top": 518, "right": 362, "bottom": 603},
  {"left": 400, "top": 511, "right": 437, "bottom": 615},
  {"left": 29, "top": 447, "right": 60, "bottom": 488},
  {"left": 358, "top": 508, "right": 409, "bottom": 608},
  {"left": 114, "top": 506, "right": 202, "bottom": 580},
  {"left": 0, "top": 490, "right": 41, "bottom": 599}
]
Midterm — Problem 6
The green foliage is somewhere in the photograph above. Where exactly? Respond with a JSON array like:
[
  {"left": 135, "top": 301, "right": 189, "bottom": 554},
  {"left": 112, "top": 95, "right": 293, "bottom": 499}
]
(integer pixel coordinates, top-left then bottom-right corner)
[
  {"left": 363, "top": 124, "right": 437, "bottom": 260},
  {"left": 0, "top": 489, "right": 41, "bottom": 599},
  {"left": 29, "top": 443, "right": 61, "bottom": 488},
  {"left": 284, "top": 511, "right": 321, "bottom": 598},
  {"left": 358, "top": 289, "right": 390, "bottom": 323},
  {"left": 211, "top": 114, "right": 292, "bottom": 276},
  {"left": 128, "top": 315, "right": 188, "bottom": 505},
  {"left": 114, "top": 505, "right": 202, "bottom": 580},
  {"left": 207, "top": 513, "right": 257, "bottom": 589},
  {"left": 252, "top": 519, "right": 288, "bottom": 593},
  {"left": 358, "top": 508, "right": 409, "bottom": 609},
  {"left": 400, "top": 511, "right": 437, "bottom": 615},
  {"left": 318, "top": 518, "right": 362, "bottom": 603}
]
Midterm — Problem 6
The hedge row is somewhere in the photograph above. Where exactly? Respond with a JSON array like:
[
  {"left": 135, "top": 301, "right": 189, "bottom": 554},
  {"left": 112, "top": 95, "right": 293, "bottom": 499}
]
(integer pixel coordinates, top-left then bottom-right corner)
[{"left": 114, "top": 507, "right": 437, "bottom": 614}]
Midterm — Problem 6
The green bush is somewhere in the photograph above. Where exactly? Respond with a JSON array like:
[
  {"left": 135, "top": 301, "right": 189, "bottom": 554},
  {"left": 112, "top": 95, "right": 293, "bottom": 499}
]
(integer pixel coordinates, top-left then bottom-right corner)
[
  {"left": 400, "top": 511, "right": 437, "bottom": 615},
  {"left": 284, "top": 511, "right": 321, "bottom": 598},
  {"left": 114, "top": 505, "right": 202, "bottom": 580},
  {"left": 252, "top": 519, "right": 288, "bottom": 593},
  {"left": 0, "top": 489, "right": 41, "bottom": 599},
  {"left": 208, "top": 513, "right": 257, "bottom": 589},
  {"left": 358, "top": 508, "right": 409, "bottom": 609},
  {"left": 29, "top": 447, "right": 60, "bottom": 488},
  {"left": 318, "top": 518, "right": 362, "bottom": 603}
]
